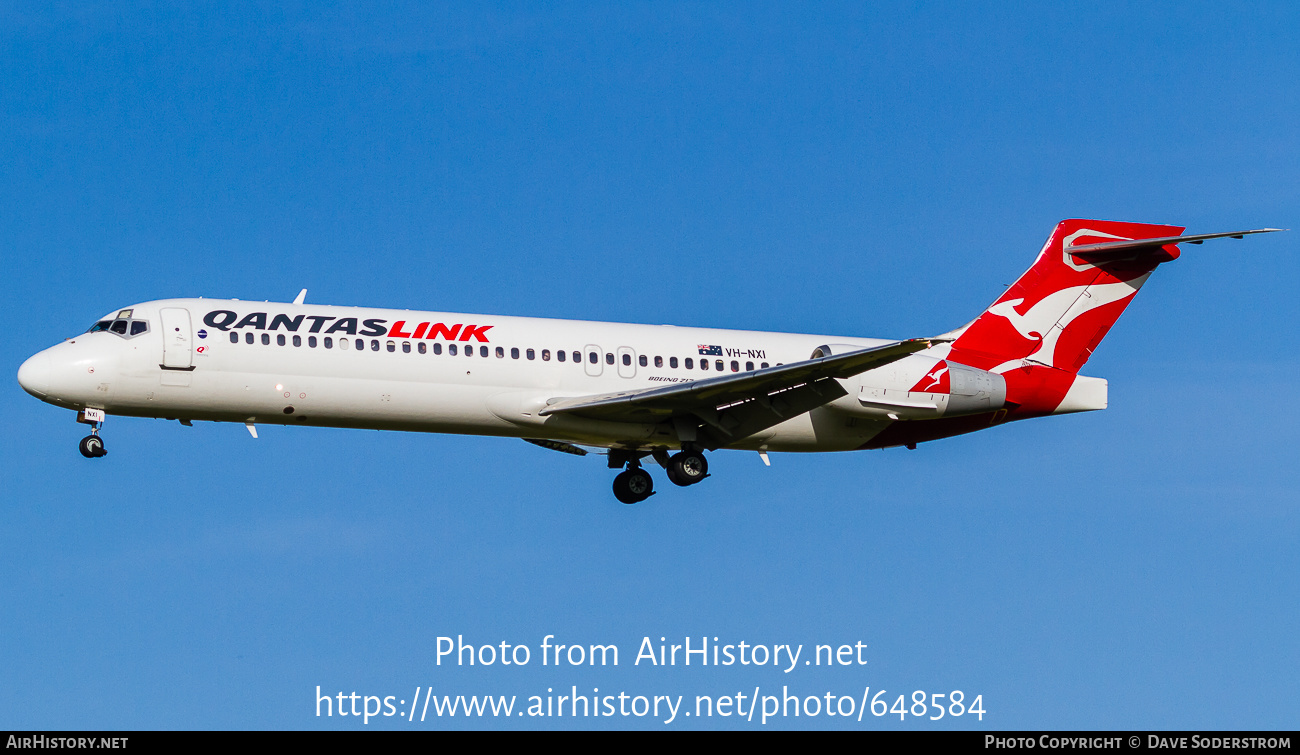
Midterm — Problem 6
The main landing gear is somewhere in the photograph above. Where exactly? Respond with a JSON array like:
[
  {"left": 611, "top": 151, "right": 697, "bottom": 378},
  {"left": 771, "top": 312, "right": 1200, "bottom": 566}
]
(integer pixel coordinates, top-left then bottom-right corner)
[
  {"left": 609, "top": 447, "right": 710, "bottom": 504},
  {"left": 77, "top": 408, "right": 107, "bottom": 458}
]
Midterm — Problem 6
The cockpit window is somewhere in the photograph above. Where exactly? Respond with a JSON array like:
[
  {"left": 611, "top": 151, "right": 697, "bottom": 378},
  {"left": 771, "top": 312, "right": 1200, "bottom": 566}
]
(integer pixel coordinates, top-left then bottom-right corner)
[{"left": 87, "top": 316, "right": 150, "bottom": 339}]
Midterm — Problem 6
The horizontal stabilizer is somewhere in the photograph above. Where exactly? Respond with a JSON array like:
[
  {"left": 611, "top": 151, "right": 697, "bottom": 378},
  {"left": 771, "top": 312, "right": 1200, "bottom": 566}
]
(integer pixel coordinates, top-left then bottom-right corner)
[{"left": 1067, "top": 228, "right": 1283, "bottom": 261}]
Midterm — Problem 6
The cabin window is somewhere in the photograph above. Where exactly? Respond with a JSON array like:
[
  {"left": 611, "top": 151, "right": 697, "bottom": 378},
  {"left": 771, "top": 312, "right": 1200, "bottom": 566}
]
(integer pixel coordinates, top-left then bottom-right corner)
[
  {"left": 386, "top": 340, "right": 395, "bottom": 352},
  {"left": 262, "top": 334, "right": 271, "bottom": 345},
  {"left": 622, "top": 353, "right": 631, "bottom": 366},
  {"left": 418, "top": 342, "right": 426, "bottom": 354},
  {"left": 309, "top": 336, "right": 318, "bottom": 348},
  {"left": 653, "top": 356, "right": 661, "bottom": 367},
  {"left": 542, "top": 349, "right": 550, "bottom": 361},
  {"left": 402, "top": 341, "right": 411, "bottom": 353},
  {"left": 277, "top": 334, "right": 286, "bottom": 346},
  {"left": 761, "top": 362, "right": 769, "bottom": 368},
  {"left": 355, "top": 338, "right": 365, "bottom": 350},
  {"left": 716, "top": 360, "right": 724, "bottom": 371},
  {"left": 745, "top": 361, "right": 753, "bottom": 371},
  {"left": 325, "top": 337, "right": 333, "bottom": 349},
  {"left": 434, "top": 343, "right": 443, "bottom": 355},
  {"left": 605, "top": 353, "right": 614, "bottom": 365},
  {"left": 372, "top": 340, "right": 380, "bottom": 351},
  {"left": 588, "top": 352, "right": 598, "bottom": 364},
  {"left": 449, "top": 344, "right": 458, "bottom": 355},
  {"left": 496, "top": 346, "right": 505, "bottom": 358},
  {"left": 700, "top": 359, "right": 709, "bottom": 371},
  {"left": 731, "top": 360, "right": 739, "bottom": 372},
  {"left": 669, "top": 357, "right": 677, "bottom": 368},
  {"left": 293, "top": 335, "right": 302, "bottom": 347},
  {"left": 555, "top": 350, "right": 564, "bottom": 362},
  {"left": 511, "top": 347, "right": 520, "bottom": 359},
  {"left": 526, "top": 348, "right": 535, "bottom": 360},
  {"left": 339, "top": 338, "right": 348, "bottom": 350},
  {"left": 229, "top": 332, "right": 238, "bottom": 344},
  {"left": 480, "top": 345, "right": 489, "bottom": 357},
  {"left": 684, "top": 358, "right": 693, "bottom": 369},
  {"left": 244, "top": 332, "right": 254, "bottom": 344}
]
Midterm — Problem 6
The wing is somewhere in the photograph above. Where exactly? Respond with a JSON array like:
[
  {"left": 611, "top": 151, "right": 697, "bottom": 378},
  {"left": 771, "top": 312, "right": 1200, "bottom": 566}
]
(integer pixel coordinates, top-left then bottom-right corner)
[{"left": 539, "top": 337, "right": 941, "bottom": 448}]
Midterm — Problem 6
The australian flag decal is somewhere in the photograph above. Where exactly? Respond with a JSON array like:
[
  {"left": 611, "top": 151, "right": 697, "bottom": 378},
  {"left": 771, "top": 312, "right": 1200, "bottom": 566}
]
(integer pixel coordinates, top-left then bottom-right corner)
[{"left": 697, "top": 344, "right": 722, "bottom": 356}]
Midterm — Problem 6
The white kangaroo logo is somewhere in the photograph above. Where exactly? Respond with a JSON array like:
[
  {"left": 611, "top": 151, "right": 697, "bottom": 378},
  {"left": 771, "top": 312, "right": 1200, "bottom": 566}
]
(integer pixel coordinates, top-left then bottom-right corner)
[{"left": 985, "top": 276, "right": 1148, "bottom": 373}]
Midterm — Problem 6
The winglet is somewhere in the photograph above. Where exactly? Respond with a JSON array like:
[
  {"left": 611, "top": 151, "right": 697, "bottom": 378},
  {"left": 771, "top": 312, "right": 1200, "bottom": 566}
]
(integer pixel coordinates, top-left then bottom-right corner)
[{"left": 292, "top": 289, "right": 307, "bottom": 305}]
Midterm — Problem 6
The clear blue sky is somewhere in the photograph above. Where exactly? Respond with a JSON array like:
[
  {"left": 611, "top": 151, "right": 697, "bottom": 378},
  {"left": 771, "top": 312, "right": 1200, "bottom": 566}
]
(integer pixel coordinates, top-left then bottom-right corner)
[{"left": 2, "top": 2, "right": 1296, "bottom": 729}]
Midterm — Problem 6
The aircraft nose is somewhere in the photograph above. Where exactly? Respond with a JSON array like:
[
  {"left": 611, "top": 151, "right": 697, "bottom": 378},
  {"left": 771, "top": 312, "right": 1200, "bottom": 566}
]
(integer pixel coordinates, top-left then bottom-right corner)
[{"left": 17, "top": 352, "right": 51, "bottom": 397}]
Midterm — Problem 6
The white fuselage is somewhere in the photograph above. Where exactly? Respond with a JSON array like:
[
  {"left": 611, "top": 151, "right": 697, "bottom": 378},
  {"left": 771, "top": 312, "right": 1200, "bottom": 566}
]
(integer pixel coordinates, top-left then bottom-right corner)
[{"left": 18, "top": 298, "right": 981, "bottom": 454}]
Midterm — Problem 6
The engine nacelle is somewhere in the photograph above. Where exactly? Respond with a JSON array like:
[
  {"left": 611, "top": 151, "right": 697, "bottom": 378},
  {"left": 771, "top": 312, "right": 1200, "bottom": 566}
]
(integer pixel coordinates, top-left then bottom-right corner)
[{"left": 813, "top": 345, "right": 1006, "bottom": 421}]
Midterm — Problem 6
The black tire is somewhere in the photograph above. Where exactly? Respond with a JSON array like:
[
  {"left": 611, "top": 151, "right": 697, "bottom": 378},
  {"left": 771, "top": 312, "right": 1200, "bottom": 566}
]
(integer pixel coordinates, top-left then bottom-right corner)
[
  {"left": 613, "top": 468, "right": 654, "bottom": 504},
  {"left": 79, "top": 435, "right": 105, "bottom": 458},
  {"left": 669, "top": 451, "right": 708, "bottom": 485}
]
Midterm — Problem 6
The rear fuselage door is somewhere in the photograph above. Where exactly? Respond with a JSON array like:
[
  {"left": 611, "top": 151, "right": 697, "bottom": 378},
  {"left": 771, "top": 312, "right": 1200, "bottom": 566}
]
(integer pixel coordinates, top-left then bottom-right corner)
[{"left": 160, "top": 307, "right": 194, "bottom": 369}]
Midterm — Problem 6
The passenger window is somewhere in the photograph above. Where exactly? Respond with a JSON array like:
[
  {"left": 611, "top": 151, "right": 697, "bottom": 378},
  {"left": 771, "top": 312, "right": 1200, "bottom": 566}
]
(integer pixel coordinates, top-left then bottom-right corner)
[
  {"left": 434, "top": 343, "right": 443, "bottom": 355},
  {"left": 385, "top": 340, "right": 394, "bottom": 352},
  {"left": 622, "top": 353, "right": 631, "bottom": 366},
  {"left": 229, "top": 332, "right": 238, "bottom": 344},
  {"left": 541, "top": 349, "right": 550, "bottom": 361},
  {"left": 339, "top": 338, "right": 348, "bottom": 350},
  {"left": 701, "top": 360, "right": 709, "bottom": 371},
  {"left": 716, "top": 360, "right": 724, "bottom": 371},
  {"left": 556, "top": 350, "right": 564, "bottom": 362},
  {"left": 110, "top": 320, "right": 128, "bottom": 334},
  {"left": 372, "top": 340, "right": 380, "bottom": 351},
  {"left": 745, "top": 361, "right": 753, "bottom": 371},
  {"left": 449, "top": 344, "right": 458, "bottom": 355},
  {"left": 131, "top": 321, "right": 148, "bottom": 335},
  {"left": 402, "top": 341, "right": 411, "bottom": 353},
  {"left": 654, "top": 356, "right": 662, "bottom": 367},
  {"left": 605, "top": 353, "right": 614, "bottom": 365},
  {"left": 277, "top": 334, "right": 286, "bottom": 346},
  {"left": 589, "top": 352, "right": 598, "bottom": 364},
  {"left": 525, "top": 348, "right": 534, "bottom": 360},
  {"left": 262, "top": 334, "right": 271, "bottom": 345},
  {"left": 573, "top": 351, "right": 581, "bottom": 363},
  {"left": 356, "top": 338, "right": 364, "bottom": 350},
  {"left": 761, "top": 362, "right": 769, "bottom": 369},
  {"left": 731, "top": 360, "right": 739, "bottom": 372},
  {"left": 325, "top": 337, "right": 333, "bottom": 349},
  {"left": 293, "top": 335, "right": 302, "bottom": 347},
  {"left": 669, "top": 357, "right": 678, "bottom": 368},
  {"left": 685, "top": 358, "right": 693, "bottom": 369},
  {"left": 639, "top": 355, "right": 647, "bottom": 367},
  {"left": 496, "top": 346, "right": 505, "bottom": 358},
  {"left": 309, "top": 336, "right": 318, "bottom": 348},
  {"left": 480, "top": 345, "right": 489, "bottom": 357},
  {"left": 246, "top": 332, "right": 254, "bottom": 344},
  {"left": 511, "top": 347, "right": 519, "bottom": 359},
  {"left": 418, "top": 342, "right": 426, "bottom": 354}
]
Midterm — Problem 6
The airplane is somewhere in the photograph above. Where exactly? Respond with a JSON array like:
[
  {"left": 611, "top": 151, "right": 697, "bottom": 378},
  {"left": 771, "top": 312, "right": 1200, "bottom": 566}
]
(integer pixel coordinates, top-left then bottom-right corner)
[{"left": 16, "top": 219, "right": 1280, "bottom": 503}]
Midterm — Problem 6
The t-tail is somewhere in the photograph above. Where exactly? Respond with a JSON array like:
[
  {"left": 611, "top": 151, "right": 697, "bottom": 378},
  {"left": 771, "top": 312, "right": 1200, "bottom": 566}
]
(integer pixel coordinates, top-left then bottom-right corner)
[{"left": 941, "top": 219, "right": 1281, "bottom": 417}]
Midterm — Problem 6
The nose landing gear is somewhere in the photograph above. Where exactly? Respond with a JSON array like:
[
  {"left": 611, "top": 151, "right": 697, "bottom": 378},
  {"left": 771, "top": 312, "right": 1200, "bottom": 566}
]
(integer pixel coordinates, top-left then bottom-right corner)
[
  {"left": 76, "top": 408, "right": 107, "bottom": 458},
  {"left": 78, "top": 433, "right": 106, "bottom": 458}
]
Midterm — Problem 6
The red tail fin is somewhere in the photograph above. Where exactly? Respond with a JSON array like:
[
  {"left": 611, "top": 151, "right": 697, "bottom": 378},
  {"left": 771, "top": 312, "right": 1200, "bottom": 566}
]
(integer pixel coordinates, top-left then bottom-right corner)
[{"left": 947, "top": 219, "right": 1184, "bottom": 376}]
